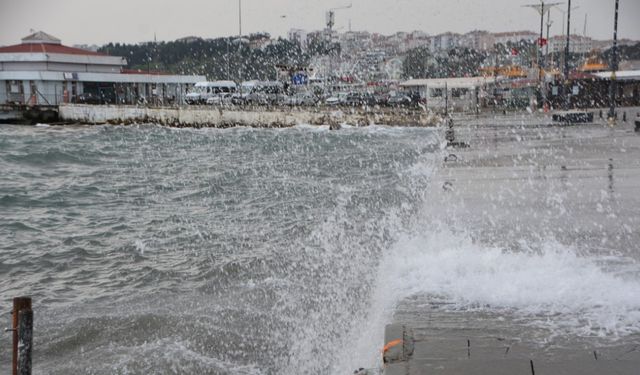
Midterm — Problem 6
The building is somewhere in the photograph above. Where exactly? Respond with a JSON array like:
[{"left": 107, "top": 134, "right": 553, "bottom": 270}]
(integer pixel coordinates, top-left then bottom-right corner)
[
  {"left": 592, "top": 38, "right": 638, "bottom": 51},
  {"left": 400, "top": 31, "right": 431, "bottom": 53},
  {"left": 492, "top": 31, "right": 538, "bottom": 46},
  {"left": 0, "top": 31, "right": 205, "bottom": 106},
  {"left": 288, "top": 29, "right": 309, "bottom": 49},
  {"left": 339, "top": 31, "right": 373, "bottom": 53},
  {"left": 430, "top": 33, "right": 462, "bottom": 52},
  {"left": 400, "top": 76, "right": 496, "bottom": 111},
  {"left": 547, "top": 35, "right": 593, "bottom": 55},
  {"left": 248, "top": 33, "right": 272, "bottom": 50},
  {"left": 461, "top": 30, "right": 495, "bottom": 51}
]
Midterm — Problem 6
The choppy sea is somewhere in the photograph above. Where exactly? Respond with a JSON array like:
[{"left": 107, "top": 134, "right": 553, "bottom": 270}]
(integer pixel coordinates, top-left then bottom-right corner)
[{"left": 1, "top": 122, "right": 639, "bottom": 374}]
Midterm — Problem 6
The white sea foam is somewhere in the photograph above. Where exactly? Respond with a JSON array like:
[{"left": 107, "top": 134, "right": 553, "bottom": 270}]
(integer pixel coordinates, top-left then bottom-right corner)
[
  {"left": 383, "top": 224, "right": 640, "bottom": 335},
  {"left": 292, "top": 123, "right": 329, "bottom": 131},
  {"left": 345, "top": 221, "right": 640, "bottom": 371}
]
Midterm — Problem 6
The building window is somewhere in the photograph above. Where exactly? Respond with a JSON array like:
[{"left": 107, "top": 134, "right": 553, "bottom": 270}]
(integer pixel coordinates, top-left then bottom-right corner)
[
  {"left": 9, "top": 80, "right": 22, "bottom": 93},
  {"left": 452, "top": 88, "right": 468, "bottom": 98}
]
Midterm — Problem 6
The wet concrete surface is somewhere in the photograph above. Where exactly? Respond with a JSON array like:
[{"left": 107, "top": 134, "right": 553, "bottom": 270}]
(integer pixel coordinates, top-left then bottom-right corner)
[
  {"left": 440, "top": 111, "right": 640, "bottom": 258},
  {"left": 383, "top": 109, "right": 640, "bottom": 374}
]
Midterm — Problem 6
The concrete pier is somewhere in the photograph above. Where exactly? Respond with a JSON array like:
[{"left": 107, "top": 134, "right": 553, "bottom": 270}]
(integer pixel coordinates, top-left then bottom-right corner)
[
  {"left": 57, "top": 104, "right": 437, "bottom": 128},
  {"left": 382, "top": 109, "right": 640, "bottom": 374},
  {"left": 0, "top": 104, "right": 59, "bottom": 124}
]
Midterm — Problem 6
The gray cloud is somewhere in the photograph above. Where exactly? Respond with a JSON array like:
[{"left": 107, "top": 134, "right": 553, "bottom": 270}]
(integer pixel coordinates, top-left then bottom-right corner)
[{"left": 1, "top": 0, "right": 638, "bottom": 46}]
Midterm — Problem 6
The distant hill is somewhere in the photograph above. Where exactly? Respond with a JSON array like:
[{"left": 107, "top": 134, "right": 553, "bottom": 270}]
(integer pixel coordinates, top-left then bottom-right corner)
[{"left": 98, "top": 34, "right": 338, "bottom": 81}]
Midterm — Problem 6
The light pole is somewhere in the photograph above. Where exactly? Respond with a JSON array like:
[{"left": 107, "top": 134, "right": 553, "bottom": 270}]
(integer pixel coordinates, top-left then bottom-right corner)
[
  {"left": 608, "top": 0, "right": 620, "bottom": 122},
  {"left": 557, "top": 5, "right": 578, "bottom": 72},
  {"left": 545, "top": 8, "right": 553, "bottom": 59},
  {"left": 563, "top": 0, "right": 572, "bottom": 110},
  {"left": 237, "top": 0, "right": 243, "bottom": 83},
  {"left": 524, "top": 1, "right": 562, "bottom": 109},
  {"left": 539, "top": 1, "right": 544, "bottom": 77}
]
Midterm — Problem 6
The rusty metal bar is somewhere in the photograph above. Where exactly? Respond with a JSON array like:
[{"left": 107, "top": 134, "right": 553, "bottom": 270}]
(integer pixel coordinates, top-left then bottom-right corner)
[
  {"left": 12, "top": 297, "right": 32, "bottom": 375},
  {"left": 17, "top": 309, "right": 33, "bottom": 375}
]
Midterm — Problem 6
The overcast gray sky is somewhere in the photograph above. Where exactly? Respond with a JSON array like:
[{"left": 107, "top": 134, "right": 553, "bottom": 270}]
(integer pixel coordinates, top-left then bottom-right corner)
[{"left": 1, "top": 0, "right": 639, "bottom": 46}]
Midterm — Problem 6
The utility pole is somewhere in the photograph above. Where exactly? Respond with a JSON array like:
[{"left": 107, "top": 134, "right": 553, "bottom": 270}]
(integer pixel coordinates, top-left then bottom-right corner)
[
  {"left": 608, "top": 0, "right": 619, "bottom": 122},
  {"left": 324, "top": 3, "right": 352, "bottom": 91},
  {"left": 564, "top": 0, "right": 572, "bottom": 110},
  {"left": 539, "top": 1, "right": 544, "bottom": 78},
  {"left": 545, "top": 9, "right": 553, "bottom": 63},
  {"left": 237, "top": 0, "right": 243, "bottom": 83},
  {"left": 557, "top": 5, "right": 577, "bottom": 77},
  {"left": 524, "top": 1, "right": 562, "bottom": 109}
]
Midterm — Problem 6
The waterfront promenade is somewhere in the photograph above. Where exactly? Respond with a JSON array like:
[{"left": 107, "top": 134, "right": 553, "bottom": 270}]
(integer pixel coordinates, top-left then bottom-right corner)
[{"left": 382, "top": 109, "right": 640, "bottom": 374}]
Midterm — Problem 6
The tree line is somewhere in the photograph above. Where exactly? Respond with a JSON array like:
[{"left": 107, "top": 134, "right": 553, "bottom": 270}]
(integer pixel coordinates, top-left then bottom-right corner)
[
  {"left": 402, "top": 41, "right": 640, "bottom": 80},
  {"left": 99, "top": 33, "right": 339, "bottom": 82}
]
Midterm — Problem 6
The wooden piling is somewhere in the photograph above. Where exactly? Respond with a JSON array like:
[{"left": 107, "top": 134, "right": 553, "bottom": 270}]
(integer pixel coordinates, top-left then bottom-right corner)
[
  {"left": 12, "top": 297, "right": 32, "bottom": 375},
  {"left": 17, "top": 309, "right": 33, "bottom": 375}
]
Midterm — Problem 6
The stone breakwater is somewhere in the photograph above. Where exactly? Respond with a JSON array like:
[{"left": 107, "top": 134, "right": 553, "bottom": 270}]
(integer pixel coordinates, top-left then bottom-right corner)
[{"left": 58, "top": 104, "right": 438, "bottom": 128}]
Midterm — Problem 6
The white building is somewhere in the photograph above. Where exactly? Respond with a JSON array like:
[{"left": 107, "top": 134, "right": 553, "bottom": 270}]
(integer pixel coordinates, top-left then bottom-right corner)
[
  {"left": 492, "top": 31, "right": 538, "bottom": 46},
  {"left": 0, "top": 31, "right": 205, "bottom": 106},
  {"left": 460, "top": 30, "right": 495, "bottom": 51},
  {"left": 430, "top": 33, "right": 462, "bottom": 52},
  {"left": 288, "top": 29, "right": 309, "bottom": 49},
  {"left": 400, "top": 76, "right": 496, "bottom": 111},
  {"left": 548, "top": 35, "right": 593, "bottom": 55}
]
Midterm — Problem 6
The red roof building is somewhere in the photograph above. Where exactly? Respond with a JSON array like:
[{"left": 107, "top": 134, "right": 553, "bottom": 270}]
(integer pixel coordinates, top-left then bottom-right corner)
[{"left": 0, "top": 31, "right": 204, "bottom": 106}]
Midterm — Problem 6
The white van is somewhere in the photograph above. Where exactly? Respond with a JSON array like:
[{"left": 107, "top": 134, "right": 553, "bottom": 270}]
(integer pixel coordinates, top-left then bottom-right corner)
[
  {"left": 186, "top": 81, "right": 237, "bottom": 104},
  {"left": 231, "top": 80, "right": 259, "bottom": 105},
  {"left": 246, "top": 81, "right": 285, "bottom": 105}
]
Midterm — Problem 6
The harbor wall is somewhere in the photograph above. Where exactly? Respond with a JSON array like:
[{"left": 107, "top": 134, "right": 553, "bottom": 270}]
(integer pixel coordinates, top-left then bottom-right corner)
[{"left": 58, "top": 104, "right": 436, "bottom": 127}]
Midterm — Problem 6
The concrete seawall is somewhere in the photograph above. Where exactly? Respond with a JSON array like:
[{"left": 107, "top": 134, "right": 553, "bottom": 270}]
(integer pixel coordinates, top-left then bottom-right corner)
[{"left": 58, "top": 104, "right": 437, "bottom": 128}]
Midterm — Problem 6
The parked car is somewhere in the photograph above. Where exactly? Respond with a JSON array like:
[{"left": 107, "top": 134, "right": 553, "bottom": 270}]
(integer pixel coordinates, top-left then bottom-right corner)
[
  {"left": 246, "top": 81, "right": 285, "bottom": 105},
  {"left": 325, "top": 92, "right": 348, "bottom": 106},
  {"left": 387, "top": 94, "right": 413, "bottom": 107},
  {"left": 186, "top": 81, "right": 237, "bottom": 105},
  {"left": 206, "top": 93, "right": 234, "bottom": 106},
  {"left": 284, "top": 92, "right": 318, "bottom": 106},
  {"left": 76, "top": 92, "right": 107, "bottom": 105},
  {"left": 374, "top": 93, "right": 390, "bottom": 106},
  {"left": 344, "top": 92, "right": 376, "bottom": 106},
  {"left": 231, "top": 93, "right": 248, "bottom": 105}
]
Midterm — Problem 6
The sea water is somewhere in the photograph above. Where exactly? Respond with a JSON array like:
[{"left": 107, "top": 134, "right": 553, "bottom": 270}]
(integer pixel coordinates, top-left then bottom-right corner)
[{"left": 1, "top": 122, "right": 638, "bottom": 374}]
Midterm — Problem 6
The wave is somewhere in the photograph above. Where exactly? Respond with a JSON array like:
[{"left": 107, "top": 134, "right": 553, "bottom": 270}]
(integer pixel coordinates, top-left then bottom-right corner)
[
  {"left": 6, "top": 149, "right": 100, "bottom": 166},
  {"left": 1, "top": 221, "right": 41, "bottom": 232},
  {"left": 378, "top": 223, "right": 640, "bottom": 336}
]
